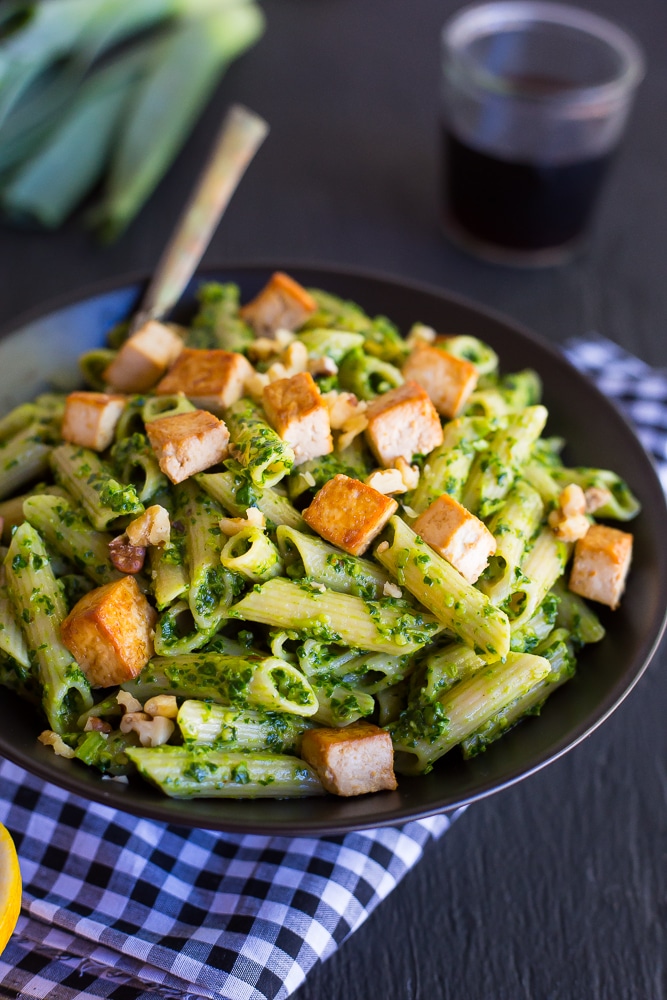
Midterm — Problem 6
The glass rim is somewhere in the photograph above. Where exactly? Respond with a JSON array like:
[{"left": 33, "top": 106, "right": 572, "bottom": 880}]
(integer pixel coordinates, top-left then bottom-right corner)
[{"left": 442, "top": 1, "right": 646, "bottom": 107}]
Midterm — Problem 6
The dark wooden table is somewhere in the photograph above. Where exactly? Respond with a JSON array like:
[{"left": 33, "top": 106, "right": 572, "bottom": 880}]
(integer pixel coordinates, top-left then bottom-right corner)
[{"left": 1, "top": 2, "right": 666, "bottom": 997}]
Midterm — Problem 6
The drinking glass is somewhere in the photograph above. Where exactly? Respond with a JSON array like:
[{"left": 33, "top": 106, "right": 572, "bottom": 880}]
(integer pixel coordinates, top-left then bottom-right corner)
[{"left": 441, "top": 2, "right": 645, "bottom": 266}]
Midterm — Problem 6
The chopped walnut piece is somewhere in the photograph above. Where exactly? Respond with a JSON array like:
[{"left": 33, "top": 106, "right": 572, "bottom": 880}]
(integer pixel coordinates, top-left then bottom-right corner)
[
  {"left": 247, "top": 337, "right": 284, "bottom": 363},
  {"left": 144, "top": 694, "right": 179, "bottom": 718},
  {"left": 254, "top": 339, "right": 309, "bottom": 381},
  {"left": 366, "top": 459, "right": 419, "bottom": 495},
  {"left": 38, "top": 730, "right": 76, "bottom": 758},
  {"left": 365, "top": 468, "right": 407, "bottom": 495},
  {"left": 548, "top": 483, "right": 590, "bottom": 542},
  {"left": 119, "top": 711, "right": 151, "bottom": 733},
  {"left": 560, "top": 483, "right": 586, "bottom": 517},
  {"left": 281, "top": 340, "right": 309, "bottom": 375},
  {"left": 141, "top": 717, "right": 175, "bottom": 747},
  {"left": 120, "top": 713, "right": 175, "bottom": 746},
  {"left": 323, "top": 391, "right": 365, "bottom": 430},
  {"left": 395, "top": 457, "right": 420, "bottom": 491},
  {"left": 549, "top": 513, "right": 590, "bottom": 543},
  {"left": 109, "top": 535, "right": 146, "bottom": 574},
  {"left": 219, "top": 506, "right": 266, "bottom": 536},
  {"left": 383, "top": 581, "right": 403, "bottom": 599},
  {"left": 337, "top": 413, "right": 369, "bottom": 452},
  {"left": 308, "top": 356, "right": 338, "bottom": 378},
  {"left": 84, "top": 717, "right": 112, "bottom": 734},
  {"left": 244, "top": 370, "right": 271, "bottom": 403},
  {"left": 405, "top": 323, "right": 437, "bottom": 350},
  {"left": 265, "top": 361, "right": 288, "bottom": 382},
  {"left": 126, "top": 505, "right": 170, "bottom": 547},
  {"left": 275, "top": 328, "right": 297, "bottom": 348},
  {"left": 584, "top": 486, "right": 612, "bottom": 514},
  {"left": 116, "top": 690, "right": 143, "bottom": 714}
]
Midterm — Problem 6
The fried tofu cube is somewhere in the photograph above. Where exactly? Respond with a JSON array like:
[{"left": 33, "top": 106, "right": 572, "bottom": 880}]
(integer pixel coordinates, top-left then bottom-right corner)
[
  {"left": 240, "top": 271, "right": 317, "bottom": 338},
  {"left": 413, "top": 493, "right": 496, "bottom": 583},
  {"left": 300, "top": 721, "right": 397, "bottom": 796},
  {"left": 365, "top": 380, "right": 443, "bottom": 467},
  {"left": 104, "top": 320, "right": 183, "bottom": 393},
  {"left": 401, "top": 342, "right": 478, "bottom": 418},
  {"left": 262, "top": 371, "right": 333, "bottom": 465},
  {"left": 146, "top": 409, "right": 230, "bottom": 484},
  {"left": 303, "top": 474, "right": 397, "bottom": 556},
  {"left": 61, "top": 576, "right": 157, "bottom": 688},
  {"left": 61, "top": 391, "right": 126, "bottom": 451},
  {"left": 568, "top": 524, "right": 633, "bottom": 609},
  {"left": 155, "top": 348, "right": 253, "bottom": 414}
]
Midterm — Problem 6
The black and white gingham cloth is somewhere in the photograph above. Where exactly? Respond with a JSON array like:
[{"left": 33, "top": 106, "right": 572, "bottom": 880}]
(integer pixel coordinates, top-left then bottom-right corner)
[
  {"left": 0, "top": 758, "right": 458, "bottom": 1000},
  {"left": 1, "top": 335, "right": 665, "bottom": 1000},
  {"left": 564, "top": 336, "right": 667, "bottom": 491}
]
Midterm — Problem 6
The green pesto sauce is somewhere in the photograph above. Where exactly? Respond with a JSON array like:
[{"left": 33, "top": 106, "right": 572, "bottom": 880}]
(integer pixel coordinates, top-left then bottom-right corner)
[
  {"left": 390, "top": 701, "right": 449, "bottom": 748},
  {"left": 270, "top": 667, "right": 312, "bottom": 706}
]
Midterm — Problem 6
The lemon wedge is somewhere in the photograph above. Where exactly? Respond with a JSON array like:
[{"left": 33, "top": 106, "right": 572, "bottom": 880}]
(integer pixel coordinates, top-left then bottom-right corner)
[{"left": 0, "top": 823, "right": 21, "bottom": 955}]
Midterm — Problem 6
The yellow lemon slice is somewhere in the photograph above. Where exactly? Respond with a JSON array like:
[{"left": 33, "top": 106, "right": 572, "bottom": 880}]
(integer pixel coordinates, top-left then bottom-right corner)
[{"left": 0, "top": 823, "right": 21, "bottom": 955}]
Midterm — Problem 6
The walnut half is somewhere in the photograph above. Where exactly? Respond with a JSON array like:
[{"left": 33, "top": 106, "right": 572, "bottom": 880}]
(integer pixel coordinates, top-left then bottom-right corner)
[{"left": 109, "top": 535, "right": 146, "bottom": 574}]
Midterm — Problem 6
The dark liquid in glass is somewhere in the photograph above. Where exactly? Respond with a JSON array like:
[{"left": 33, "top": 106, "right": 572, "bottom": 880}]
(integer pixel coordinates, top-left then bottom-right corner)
[{"left": 443, "top": 128, "right": 613, "bottom": 254}]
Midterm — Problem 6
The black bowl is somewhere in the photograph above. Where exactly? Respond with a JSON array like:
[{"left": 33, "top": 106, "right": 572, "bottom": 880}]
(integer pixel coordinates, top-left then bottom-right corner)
[{"left": 1, "top": 264, "right": 665, "bottom": 835}]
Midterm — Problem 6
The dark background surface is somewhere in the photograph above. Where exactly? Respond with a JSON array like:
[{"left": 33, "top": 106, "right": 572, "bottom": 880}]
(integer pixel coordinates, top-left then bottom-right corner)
[{"left": 1, "top": 1, "right": 666, "bottom": 998}]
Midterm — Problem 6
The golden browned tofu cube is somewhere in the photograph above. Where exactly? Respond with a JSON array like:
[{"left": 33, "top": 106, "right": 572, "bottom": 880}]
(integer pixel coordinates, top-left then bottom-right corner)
[
  {"left": 365, "top": 380, "right": 443, "bottom": 467},
  {"left": 413, "top": 493, "right": 496, "bottom": 583},
  {"left": 262, "top": 371, "right": 333, "bottom": 465},
  {"left": 301, "top": 721, "right": 397, "bottom": 796},
  {"left": 61, "top": 576, "right": 157, "bottom": 688},
  {"left": 146, "top": 409, "right": 230, "bottom": 484},
  {"left": 303, "top": 474, "right": 397, "bottom": 556},
  {"left": 155, "top": 348, "right": 253, "bottom": 414},
  {"left": 402, "top": 342, "right": 478, "bottom": 418},
  {"left": 240, "top": 271, "right": 317, "bottom": 338},
  {"left": 61, "top": 391, "right": 126, "bottom": 452},
  {"left": 568, "top": 524, "right": 633, "bottom": 609},
  {"left": 104, "top": 320, "right": 183, "bottom": 393}
]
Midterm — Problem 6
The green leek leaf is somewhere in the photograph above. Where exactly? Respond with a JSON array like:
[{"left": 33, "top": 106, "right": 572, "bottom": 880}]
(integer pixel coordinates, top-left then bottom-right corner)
[
  {"left": 1, "top": 45, "right": 149, "bottom": 227},
  {"left": 0, "top": 0, "right": 230, "bottom": 174},
  {"left": 0, "top": 0, "right": 104, "bottom": 126},
  {"left": 88, "top": 3, "right": 264, "bottom": 241}
]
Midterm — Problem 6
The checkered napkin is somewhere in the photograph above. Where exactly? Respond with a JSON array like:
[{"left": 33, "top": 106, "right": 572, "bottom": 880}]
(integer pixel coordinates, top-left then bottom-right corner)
[
  {"left": 0, "top": 759, "right": 459, "bottom": 1000},
  {"left": 563, "top": 336, "right": 667, "bottom": 491},
  {"left": 1, "top": 335, "right": 665, "bottom": 1000}
]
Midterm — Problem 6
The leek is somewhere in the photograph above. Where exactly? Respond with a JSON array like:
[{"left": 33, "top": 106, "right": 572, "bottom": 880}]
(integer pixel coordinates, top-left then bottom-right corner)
[
  {"left": 1, "top": 47, "right": 148, "bottom": 227},
  {"left": 89, "top": 4, "right": 265, "bottom": 241},
  {"left": 0, "top": 0, "right": 265, "bottom": 238}
]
